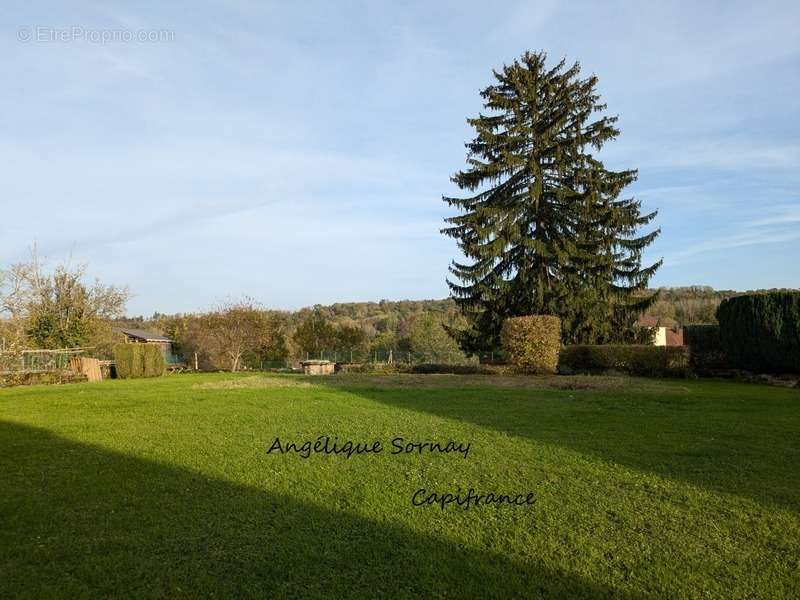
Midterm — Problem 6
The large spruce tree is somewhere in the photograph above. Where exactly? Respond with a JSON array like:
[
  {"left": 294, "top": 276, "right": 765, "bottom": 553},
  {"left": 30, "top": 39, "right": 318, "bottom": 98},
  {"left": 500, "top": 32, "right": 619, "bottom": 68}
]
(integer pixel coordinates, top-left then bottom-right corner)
[{"left": 443, "top": 51, "right": 661, "bottom": 350}]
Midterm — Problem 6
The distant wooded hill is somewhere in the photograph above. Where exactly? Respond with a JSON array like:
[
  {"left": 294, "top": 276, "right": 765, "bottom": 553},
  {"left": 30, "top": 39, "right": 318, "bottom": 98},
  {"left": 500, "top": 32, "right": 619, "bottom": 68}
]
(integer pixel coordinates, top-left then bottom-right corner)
[{"left": 115, "top": 287, "right": 799, "bottom": 340}]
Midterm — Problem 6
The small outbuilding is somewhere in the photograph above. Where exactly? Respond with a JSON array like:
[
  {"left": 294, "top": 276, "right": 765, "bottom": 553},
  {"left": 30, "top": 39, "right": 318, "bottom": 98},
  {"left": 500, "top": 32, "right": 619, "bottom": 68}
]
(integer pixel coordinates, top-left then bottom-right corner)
[{"left": 301, "top": 360, "right": 335, "bottom": 375}]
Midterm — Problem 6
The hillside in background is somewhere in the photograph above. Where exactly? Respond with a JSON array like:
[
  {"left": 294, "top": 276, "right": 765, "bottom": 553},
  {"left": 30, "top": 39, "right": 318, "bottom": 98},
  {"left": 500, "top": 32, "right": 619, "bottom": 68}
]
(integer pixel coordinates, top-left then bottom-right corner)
[
  {"left": 644, "top": 286, "right": 737, "bottom": 327},
  {"left": 115, "top": 286, "right": 800, "bottom": 342},
  {"left": 116, "top": 298, "right": 460, "bottom": 339}
]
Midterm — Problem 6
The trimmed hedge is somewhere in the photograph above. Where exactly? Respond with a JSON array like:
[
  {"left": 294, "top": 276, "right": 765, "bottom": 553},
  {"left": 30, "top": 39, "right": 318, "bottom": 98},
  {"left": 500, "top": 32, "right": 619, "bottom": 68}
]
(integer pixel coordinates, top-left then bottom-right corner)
[
  {"left": 716, "top": 292, "right": 800, "bottom": 374},
  {"left": 559, "top": 345, "right": 690, "bottom": 377},
  {"left": 683, "top": 324, "right": 721, "bottom": 353},
  {"left": 683, "top": 324, "right": 728, "bottom": 370},
  {"left": 500, "top": 316, "right": 561, "bottom": 374},
  {"left": 113, "top": 344, "right": 166, "bottom": 379}
]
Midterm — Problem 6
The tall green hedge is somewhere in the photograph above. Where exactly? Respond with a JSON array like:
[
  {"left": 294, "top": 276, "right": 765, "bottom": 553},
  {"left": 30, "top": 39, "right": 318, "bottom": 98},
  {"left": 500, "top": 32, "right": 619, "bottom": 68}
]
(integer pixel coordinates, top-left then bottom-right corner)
[
  {"left": 716, "top": 292, "right": 800, "bottom": 374},
  {"left": 683, "top": 324, "right": 728, "bottom": 370},
  {"left": 683, "top": 324, "right": 721, "bottom": 353},
  {"left": 113, "top": 344, "right": 166, "bottom": 378},
  {"left": 500, "top": 315, "right": 561, "bottom": 373}
]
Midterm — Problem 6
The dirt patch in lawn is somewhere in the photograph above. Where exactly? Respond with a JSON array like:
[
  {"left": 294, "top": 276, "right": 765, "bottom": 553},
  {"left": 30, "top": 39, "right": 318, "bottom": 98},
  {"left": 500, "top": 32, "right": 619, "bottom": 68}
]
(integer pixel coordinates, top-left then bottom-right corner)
[
  {"left": 191, "top": 372, "right": 691, "bottom": 395},
  {"left": 311, "top": 373, "right": 688, "bottom": 394}
]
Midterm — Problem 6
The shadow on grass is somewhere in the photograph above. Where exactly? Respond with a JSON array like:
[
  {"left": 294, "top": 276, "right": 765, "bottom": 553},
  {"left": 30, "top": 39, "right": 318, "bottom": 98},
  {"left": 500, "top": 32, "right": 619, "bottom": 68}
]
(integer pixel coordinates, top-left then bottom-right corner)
[
  {"left": 314, "top": 378, "right": 800, "bottom": 514},
  {"left": 0, "top": 420, "right": 636, "bottom": 599}
]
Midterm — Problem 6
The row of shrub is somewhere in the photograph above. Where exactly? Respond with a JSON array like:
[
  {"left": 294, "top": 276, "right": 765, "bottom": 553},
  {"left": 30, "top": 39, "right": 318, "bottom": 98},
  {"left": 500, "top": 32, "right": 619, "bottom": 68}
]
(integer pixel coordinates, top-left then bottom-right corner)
[
  {"left": 500, "top": 292, "right": 799, "bottom": 377},
  {"left": 494, "top": 315, "right": 681, "bottom": 377},
  {"left": 113, "top": 344, "right": 166, "bottom": 379},
  {"left": 558, "top": 345, "right": 690, "bottom": 377},
  {"left": 493, "top": 315, "right": 692, "bottom": 377},
  {"left": 0, "top": 370, "right": 88, "bottom": 388}
]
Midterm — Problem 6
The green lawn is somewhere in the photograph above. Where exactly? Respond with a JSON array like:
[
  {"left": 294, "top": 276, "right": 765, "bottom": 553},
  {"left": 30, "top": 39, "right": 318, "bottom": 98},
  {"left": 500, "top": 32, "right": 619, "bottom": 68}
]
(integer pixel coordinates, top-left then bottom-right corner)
[{"left": 1, "top": 373, "right": 798, "bottom": 598}]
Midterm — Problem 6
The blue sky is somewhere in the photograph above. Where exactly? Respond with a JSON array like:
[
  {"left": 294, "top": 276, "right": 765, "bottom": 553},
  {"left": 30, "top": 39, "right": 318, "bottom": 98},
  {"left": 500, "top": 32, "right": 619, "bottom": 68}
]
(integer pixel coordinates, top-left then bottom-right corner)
[{"left": 2, "top": 1, "right": 799, "bottom": 315}]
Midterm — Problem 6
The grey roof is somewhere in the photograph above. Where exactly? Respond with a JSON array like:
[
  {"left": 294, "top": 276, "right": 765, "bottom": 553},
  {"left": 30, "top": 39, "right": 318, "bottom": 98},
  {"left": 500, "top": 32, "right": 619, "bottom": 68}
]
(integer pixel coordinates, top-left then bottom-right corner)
[{"left": 114, "top": 328, "right": 173, "bottom": 342}]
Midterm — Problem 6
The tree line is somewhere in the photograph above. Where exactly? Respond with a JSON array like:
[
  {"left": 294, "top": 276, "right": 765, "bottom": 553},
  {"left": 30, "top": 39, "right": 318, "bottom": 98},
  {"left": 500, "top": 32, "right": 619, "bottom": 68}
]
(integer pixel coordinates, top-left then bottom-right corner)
[
  {"left": 0, "top": 253, "right": 472, "bottom": 370},
  {"left": 140, "top": 302, "right": 472, "bottom": 370},
  {"left": 1, "top": 252, "right": 793, "bottom": 371}
]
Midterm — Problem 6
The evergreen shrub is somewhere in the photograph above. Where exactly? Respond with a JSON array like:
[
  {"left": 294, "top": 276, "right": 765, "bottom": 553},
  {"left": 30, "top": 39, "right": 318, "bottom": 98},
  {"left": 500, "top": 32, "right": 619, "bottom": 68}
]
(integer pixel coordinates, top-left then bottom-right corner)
[
  {"left": 716, "top": 292, "right": 800, "bottom": 373},
  {"left": 683, "top": 324, "right": 727, "bottom": 370},
  {"left": 113, "top": 344, "right": 166, "bottom": 378}
]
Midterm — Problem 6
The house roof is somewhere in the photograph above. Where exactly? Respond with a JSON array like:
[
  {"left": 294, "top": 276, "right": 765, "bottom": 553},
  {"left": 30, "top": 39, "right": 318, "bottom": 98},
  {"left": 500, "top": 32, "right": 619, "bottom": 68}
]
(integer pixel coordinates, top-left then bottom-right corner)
[
  {"left": 635, "top": 315, "right": 661, "bottom": 327},
  {"left": 665, "top": 328, "right": 684, "bottom": 346},
  {"left": 114, "top": 328, "right": 173, "bottom": 343}
]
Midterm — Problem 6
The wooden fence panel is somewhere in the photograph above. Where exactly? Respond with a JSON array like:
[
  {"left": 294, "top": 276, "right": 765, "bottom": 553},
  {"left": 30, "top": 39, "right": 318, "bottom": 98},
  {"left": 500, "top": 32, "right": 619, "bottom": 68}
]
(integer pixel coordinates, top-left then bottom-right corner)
[{"left": 69, "top": 357, "right": 103, "bottom": 382}]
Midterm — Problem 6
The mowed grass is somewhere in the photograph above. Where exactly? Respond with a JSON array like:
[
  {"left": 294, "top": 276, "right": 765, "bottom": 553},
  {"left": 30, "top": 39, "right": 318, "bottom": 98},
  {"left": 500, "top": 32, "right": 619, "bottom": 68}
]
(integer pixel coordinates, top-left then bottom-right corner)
[{"left": 1, "top": 373, "right": 798, "bottom": 599}]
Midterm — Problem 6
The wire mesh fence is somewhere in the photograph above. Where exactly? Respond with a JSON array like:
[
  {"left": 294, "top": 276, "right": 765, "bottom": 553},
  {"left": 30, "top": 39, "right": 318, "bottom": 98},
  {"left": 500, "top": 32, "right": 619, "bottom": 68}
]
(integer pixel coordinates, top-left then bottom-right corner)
[
  {"left": 0, "top": 348, "right": 88, "bottom": 374},
  {"left": 296, "top": 350, "right": 413, "bottom": 364},
  {"left": 293, "top": 349, "right": 506, "bottom": 365}
]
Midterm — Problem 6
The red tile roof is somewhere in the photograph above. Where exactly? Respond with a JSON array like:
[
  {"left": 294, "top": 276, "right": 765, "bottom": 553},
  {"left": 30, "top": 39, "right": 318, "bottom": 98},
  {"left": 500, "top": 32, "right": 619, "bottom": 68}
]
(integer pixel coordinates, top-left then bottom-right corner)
[
  {"left": 636, "top": 315, "right": 660, "bottom": 327},
  {"left": 666, "top": 328, "right": 684, "bottom": 346}
]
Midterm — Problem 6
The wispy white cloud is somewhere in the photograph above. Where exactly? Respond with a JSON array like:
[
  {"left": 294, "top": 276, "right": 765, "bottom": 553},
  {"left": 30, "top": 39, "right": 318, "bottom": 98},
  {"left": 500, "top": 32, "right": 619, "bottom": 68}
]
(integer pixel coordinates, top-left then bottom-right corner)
[
  {"left": 666, "top": 228, "right": 800, "bottom": 265},
  {"left": 751, "top": 206, "right": 800, "bottom": 227},
  {"left": 604, "top": 139, "right": 800, "bottom": 172}
]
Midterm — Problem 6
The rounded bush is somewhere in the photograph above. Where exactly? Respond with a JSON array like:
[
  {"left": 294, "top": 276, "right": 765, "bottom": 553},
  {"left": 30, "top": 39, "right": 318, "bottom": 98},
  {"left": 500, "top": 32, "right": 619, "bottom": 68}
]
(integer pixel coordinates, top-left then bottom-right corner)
[{"left": 500, "top": 315, "right": 561, "bottom": 373}]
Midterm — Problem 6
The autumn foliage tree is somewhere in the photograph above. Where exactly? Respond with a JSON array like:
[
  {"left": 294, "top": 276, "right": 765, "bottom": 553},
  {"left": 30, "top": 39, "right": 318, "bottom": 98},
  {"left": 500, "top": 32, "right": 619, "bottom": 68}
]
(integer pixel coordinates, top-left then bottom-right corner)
[
  {"left": 0, "top": 251, "right": 128, "bottom": 352},
  {"left": 291, "top": 310, "right": 337, "bottom": 359},
  {"left": 184, "top": 301, "right": 284, "bottom": 371},
  {"left": 333, "top": 324, "right": 368, "bottom": 362},
  {"left": 399, "top": 313, "right": 472, "bottom": 364}
]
